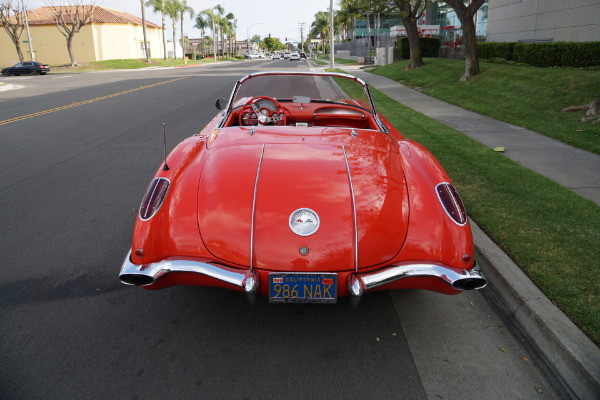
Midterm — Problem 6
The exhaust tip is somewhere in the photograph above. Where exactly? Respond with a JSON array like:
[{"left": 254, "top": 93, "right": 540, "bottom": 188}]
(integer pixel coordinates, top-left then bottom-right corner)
[
  {"left": 453, "top": 277, "right": 487, "bottom": 291},
  {"left": 120, "top": 274, "right": 154, "bottom": 286}
]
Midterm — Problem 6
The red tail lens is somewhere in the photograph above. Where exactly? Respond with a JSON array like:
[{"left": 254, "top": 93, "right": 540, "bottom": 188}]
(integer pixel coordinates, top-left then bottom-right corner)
[
  {"left": 139, "top": 178, "right": 170, "bottom": 220},
  {"left": 436, "top": 183, "right": 467, "bottom": 225}
]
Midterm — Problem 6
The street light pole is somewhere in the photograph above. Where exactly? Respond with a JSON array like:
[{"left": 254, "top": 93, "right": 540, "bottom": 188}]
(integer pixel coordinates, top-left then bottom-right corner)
[{"left": 247, "top": 22, "right": 262, "bottom": 57}]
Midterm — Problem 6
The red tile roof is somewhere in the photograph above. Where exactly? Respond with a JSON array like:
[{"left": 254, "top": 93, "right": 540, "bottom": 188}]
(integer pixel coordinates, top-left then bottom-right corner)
[{"left": 24, "top": 6, "right": 161, "bottom": 29}]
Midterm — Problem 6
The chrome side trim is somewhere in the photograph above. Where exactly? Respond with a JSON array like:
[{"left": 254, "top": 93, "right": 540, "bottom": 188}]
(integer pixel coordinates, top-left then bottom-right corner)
[
  {"left": 119, "top": 251, "right": 258, "bottom": 294},
  {"left": 250, "top": 144, "right": 265, "bottom": 273},
  {"left": 348, "top": 262, "right": 486, "bottom": 297},
  {"left": 342, "top": 145, "right": 359, "bottom": 272}
]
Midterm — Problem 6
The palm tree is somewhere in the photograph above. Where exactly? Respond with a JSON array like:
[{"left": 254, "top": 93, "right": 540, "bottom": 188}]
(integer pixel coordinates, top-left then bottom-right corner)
[
  {"left": 221, "top": 12, "right": 234, "bottom": 58},
  {"left": 213, "top": 4, "right": 225, "bottom": 58},
  {"left": 178, "top": 0, "right": 194, "bottom": 60},
  {"left": 310, "top": 11, "right": 329, "bottom": 54},
  {"left": 200, "top": 8, "right": 217, "bottom": 59},
  {"left": 194, "top": 13, "right": 209, "bottom": 57},
  {"left": 140, "top": 0, "right": 150, "bottom": 62},
  {"left": 146, "top": 0, "right": 168, "bottom": 60},
  {"left": 165, "top": 0, "right": 179, "bottom": 59}
]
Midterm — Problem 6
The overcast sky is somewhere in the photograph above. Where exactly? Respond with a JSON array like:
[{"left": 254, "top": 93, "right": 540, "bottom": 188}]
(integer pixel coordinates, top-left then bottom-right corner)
[{"left": 26, "top": 0, "right": 334, "bottom": 43}]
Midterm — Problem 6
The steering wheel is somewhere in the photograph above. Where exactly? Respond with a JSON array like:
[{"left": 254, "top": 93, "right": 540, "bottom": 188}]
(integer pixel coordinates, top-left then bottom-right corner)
[{"left": 239, "top": 96, "right": 287, "bottom": 126}]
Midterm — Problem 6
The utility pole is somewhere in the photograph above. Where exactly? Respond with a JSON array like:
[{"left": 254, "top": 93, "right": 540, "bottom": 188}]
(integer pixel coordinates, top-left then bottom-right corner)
[
  {"left": 21, "top": 0, "right": 34, "bottom": 61},
  {"left": 298, "top": 23, "right": 305, "bottom": 52}
]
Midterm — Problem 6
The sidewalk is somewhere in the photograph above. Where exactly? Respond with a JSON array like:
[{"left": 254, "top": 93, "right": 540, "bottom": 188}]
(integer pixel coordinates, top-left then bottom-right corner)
[{"left": 323, "top": 63, "right": 600, "bottom": 399}]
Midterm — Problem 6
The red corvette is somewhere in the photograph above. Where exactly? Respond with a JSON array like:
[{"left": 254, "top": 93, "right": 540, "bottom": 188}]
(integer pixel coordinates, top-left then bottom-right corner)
[{"left": 120, "top": 71, "right": 486, "bottom": 304}]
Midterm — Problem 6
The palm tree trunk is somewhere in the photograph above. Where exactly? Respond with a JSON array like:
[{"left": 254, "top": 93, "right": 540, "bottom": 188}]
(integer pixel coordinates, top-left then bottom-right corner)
[
  {"left": 172, "top": 19, "right": 177, "bottom": 59},
  {"left": 161, "top": 13, "right": 167, "bottom": 60}
]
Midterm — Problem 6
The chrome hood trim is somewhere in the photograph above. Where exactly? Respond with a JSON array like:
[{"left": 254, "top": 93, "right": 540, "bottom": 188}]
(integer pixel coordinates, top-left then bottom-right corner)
[
  {"left": 119, "top": 251, "right": 258, "bottom": 294},
  {"left": 348, "top": 262, "right": 486, "bottom": 297}
]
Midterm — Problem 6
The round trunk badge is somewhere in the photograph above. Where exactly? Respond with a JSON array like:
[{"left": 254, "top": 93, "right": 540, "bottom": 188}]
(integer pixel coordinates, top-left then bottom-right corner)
[{"left": 289, "top": 208, "right": 320, "bottom": 236}]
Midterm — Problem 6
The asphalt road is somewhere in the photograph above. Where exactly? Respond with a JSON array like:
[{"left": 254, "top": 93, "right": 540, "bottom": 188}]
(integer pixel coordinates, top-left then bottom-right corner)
[{"left": 0, "top": 60, "right": 560, "bottom": 399}]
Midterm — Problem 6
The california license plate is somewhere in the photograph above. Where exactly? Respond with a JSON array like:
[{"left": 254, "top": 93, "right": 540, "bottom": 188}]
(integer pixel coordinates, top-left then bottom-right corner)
[{"left": 269, "top": 273, "right": 337, "bottom": 304}]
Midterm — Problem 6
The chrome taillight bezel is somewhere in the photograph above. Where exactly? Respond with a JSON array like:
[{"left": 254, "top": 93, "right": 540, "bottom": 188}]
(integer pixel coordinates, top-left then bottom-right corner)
[
  {"left": 139, "top": 177, "right": 170, "bottom": 221},
  {"left": 435, "top": 182, "right": 467, "bottom": 226}
]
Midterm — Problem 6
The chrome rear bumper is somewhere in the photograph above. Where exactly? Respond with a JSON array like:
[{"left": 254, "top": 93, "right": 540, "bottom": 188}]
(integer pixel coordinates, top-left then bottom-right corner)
[
  {"left": 120, "top": 251, "right": 485, "bottom": 298},
  {"left": 119, "top": 251, "right": 258, "bottom": 294},
  {"left": 348, "top": 262, "right": 486, "bottom": 297}
]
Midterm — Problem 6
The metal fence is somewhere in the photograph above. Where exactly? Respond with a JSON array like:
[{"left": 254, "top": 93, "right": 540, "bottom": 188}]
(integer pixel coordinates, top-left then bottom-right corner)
[{"left": 335, "top": 35, "right": 398, "bottom": 58}]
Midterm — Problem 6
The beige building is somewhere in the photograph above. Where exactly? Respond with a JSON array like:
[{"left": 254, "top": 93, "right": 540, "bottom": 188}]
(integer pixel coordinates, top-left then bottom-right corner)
[{"left": 1, "top": 6, "right": 164, "bottom": 66}]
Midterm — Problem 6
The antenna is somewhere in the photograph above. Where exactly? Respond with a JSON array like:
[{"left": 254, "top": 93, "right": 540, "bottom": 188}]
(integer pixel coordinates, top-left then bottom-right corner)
[{"left": 162, "top": 123, "right": 169, "bottom": 171}]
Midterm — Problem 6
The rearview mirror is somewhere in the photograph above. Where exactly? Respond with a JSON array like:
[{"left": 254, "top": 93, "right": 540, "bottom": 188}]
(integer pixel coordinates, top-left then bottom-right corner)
[{"left": 215, "top": 98, "right": 227, "bottom": 110}]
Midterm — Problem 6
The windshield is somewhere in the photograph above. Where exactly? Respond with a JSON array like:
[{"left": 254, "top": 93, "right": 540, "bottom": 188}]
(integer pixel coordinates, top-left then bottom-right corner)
[{"left": 228, "top": 72, "right": 376, "bottom": 114}]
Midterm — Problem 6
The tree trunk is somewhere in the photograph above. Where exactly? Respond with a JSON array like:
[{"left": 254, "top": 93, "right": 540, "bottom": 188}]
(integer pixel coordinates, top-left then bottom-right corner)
[
  {"left": 445, "top": 0, "right": 485, "bottom": 81},
  {"left": 67, "top": 35, "right": 77, "bottom": 66},
  {"left": 180, "top": 14, "right": 185, "bottom": 63},
  {"left": 14, "top": 41, "right": 25, "bottom": 62},
  {"left": 172, "top": 19, "right": 177, "bottom": 60},
  {"left": 141, "top": 0, "right": 150, "bottom": 62},
  {"left": 396, "top": 0, "right": 425, "bottom": 70},
  {"left": 457, "top": 11, "right": 479, "bottom": 82},
  {"left": 402, "top": 16, "right": 424, "bottom": 70},
  {"left": 161, "top": 13, "right": 167, "bottom": 60}
]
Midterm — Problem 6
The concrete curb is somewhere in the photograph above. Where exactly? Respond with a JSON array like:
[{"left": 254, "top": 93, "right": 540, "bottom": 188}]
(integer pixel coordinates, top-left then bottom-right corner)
[{"left": 471, "top": 220, "right": 600, "bottom": 400}]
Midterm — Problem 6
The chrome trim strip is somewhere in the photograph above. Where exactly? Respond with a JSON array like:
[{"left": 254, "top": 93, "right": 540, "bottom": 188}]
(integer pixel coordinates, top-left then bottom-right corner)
[
  {"left": 342, "top": 145, "right": 359, "bottom": 273},
  {"left": 119, "top": 251, "right": 258, "bottom": 293},
  {"left": 348, "top": 262, "right": 486, "bottom": 297},
  {"left": 250, "top": 144, "right": 265, "bottom": 273}
]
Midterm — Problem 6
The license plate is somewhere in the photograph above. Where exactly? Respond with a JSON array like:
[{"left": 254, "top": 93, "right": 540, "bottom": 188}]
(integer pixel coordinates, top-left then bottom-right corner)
[{"left": 269, "top": 273, "right": 337, "bottom": 304}]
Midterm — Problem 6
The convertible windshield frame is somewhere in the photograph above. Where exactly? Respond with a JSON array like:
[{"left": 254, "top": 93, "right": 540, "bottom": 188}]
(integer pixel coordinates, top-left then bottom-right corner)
[{"left": 218, "top": 71, "right": 387, "bottom": 132}]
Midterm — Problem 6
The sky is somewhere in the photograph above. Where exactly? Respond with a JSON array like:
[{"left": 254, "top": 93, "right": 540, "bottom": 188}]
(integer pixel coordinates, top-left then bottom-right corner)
[{"left": 26, "top": 0, "right": 335, "bottom": 43}]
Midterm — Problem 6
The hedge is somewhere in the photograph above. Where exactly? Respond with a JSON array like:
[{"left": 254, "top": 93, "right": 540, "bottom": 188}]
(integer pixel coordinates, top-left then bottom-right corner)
[
  {"left": 477, "top": 42, "right": 516, "bottom": 61},
  {"left": 398, "top": 37, "right": 441, "bottom": 59},
  {"left": 477, "top": 41, "right": 600, "bottom": 68}
]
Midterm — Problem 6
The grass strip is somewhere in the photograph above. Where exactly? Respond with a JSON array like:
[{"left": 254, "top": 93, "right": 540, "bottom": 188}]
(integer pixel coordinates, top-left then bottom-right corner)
[
  {"left": 334, "top": 69, "right": 600, "bottom": 345},
  {"left": 51, "top": 57, "right": 238, "bottom": 72},
  {"left": 369, "top": 58, "right": 600, "bottom": 155}
]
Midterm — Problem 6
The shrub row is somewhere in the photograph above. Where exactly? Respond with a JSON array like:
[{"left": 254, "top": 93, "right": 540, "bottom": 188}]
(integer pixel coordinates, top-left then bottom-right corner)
[
  {"left": 398, "top": 37, "right": 441, "bottom": 59},
  {"left": 477, "top": 41, "right": 600, "bottom": 67}
]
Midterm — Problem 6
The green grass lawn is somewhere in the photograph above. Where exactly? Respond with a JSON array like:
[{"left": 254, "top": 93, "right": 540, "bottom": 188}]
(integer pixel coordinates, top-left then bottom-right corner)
[
  {"left": 51, "top": 57, "right": 236, "bottom": 72},
  {"left": 334, "top": 68, "right": 600, "bottom": 345},
  {"left": 369, "top": 58, "right": 600, "bottom": 155}
]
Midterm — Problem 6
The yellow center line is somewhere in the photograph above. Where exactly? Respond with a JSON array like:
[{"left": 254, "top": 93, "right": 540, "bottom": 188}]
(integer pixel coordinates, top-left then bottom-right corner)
[{"left": 0, "top": 76, "right": 188, "bottom": 126}]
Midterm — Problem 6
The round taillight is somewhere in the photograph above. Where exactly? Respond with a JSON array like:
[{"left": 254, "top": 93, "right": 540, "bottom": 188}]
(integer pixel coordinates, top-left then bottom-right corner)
[
  {"left": 436, "top": 183, "right": 467, "bottom": 225},
  {"left": 139, "top": 178, "right": 170, "bottom": 220}
]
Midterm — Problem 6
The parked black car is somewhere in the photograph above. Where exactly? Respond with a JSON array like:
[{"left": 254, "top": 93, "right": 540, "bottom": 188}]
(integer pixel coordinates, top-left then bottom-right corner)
[
  {"left": 2, "top": 61, "right": 50, "bottom": 76},
  {"left": 300, "top": 52, "right": 307, "bottom": 59}
]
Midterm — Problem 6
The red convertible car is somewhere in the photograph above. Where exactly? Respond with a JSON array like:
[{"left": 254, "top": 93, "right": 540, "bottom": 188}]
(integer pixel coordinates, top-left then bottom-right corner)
[{"left": 120, "top": 71, "right": 486, "bottom": 304}]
